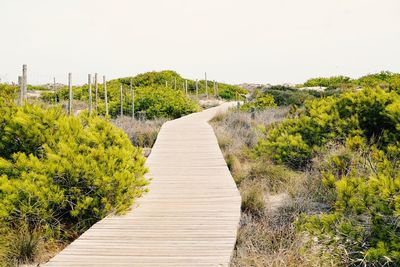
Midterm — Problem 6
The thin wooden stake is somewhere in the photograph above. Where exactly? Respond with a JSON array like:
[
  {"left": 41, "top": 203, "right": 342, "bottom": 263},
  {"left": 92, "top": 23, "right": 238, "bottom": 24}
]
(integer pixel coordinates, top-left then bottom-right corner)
[
  {"left": 94, "top": 73, "right": 98, "bottom": 112},
  {"left": 120, "top": 83, "right": 123, "bottom": 116},
  {"left": 131, "top": 78, "right": 134, "bottom": 119},
  {"left": 165, "top": 81, "right": 168, "bottom": 88},
  {"left": 213, "top": 80, "right": 216, "bottom": 96},
  {"left": 185, "top": 80, "right": 188, "bottom": 95},
  {"left": 196, "top": 79, "right": 199, "bottom": 96},
  {"left": 104, "top": 75, "right": 108, "bottom": 117},
  {"left": 68, "top": 73, "right": 72, "bottom": 115},
  {"left": 22, "top": 64, "right": 27, "bottom": 102},
  {"left": 174, "top": 77, "right": 177, "bottom": 90},
  {"left": 88, "top": 74, "right": 92, "bottom": 115},
  {"left": 53, "top": 77, "right": 57, "bottom": 104},
  {"left": 205, "top": 72, "right": 208, "bottom": 98},
  {"left": 18, "top": 76, "right": 23, "bottom": 106}
]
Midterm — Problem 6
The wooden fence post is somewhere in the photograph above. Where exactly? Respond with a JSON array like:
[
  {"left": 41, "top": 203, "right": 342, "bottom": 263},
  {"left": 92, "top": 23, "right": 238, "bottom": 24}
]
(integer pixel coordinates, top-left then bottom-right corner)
[
  {"left": 88, "top": 74, "right": 92, "bottom": 115},
  {"left": 18, "top": 76, "right": 23, "bottom": 106},
  {"left": 53, "top": 77, "right": 57, "bottom": 104},
  {"left": 68, "top": 73, "right": 72, "bottom": 115},
  {"left": 213, "top": 80, "right": 216, "bottom": 96},
  {"left": 205, "top": 72, "right": 208, "bottom": 99},
  {"left": 185, "top": 80, "right": 188, "bottom": 95},
  {"left": 120, "top": 83, "right": 123, "bottom": 116},
  {"left": 131, "top": 78, "right": 134, "bottom": 119},
  {"left": 104, "top": 75, "right": 108, "bottom": 116},
  {"left": 22, "top": 64, "right": 27, "bottom": 102},
  {"left": 94, "top": 73, "right": 98, "bottom": 112},
  {"left": 196, "top": 79, "right": 199, "bottom": 96}
]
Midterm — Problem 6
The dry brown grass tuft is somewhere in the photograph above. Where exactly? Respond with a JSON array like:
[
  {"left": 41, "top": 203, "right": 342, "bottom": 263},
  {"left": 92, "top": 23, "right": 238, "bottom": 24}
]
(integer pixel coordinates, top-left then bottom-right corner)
[
  {"left": 211, "top": 108, "right": 337, "bottom": 266},
  {"left": 112, "top": 116, "right": 167, "bottom": 149}
]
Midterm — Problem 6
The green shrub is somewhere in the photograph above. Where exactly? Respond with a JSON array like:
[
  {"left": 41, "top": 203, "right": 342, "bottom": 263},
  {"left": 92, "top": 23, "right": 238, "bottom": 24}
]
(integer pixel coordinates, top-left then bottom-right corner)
[
  {"left": 302, "top": 71, "right": 400, "bottom": 93},
  {"left": 218, "top": 84, "right": 247, "bottom": 100},
  {"left": 256, "top": 88, "right": 400, "bottom": 169},
  {"left": 255, "top": 86, "right": 400, "bottom": 264},
  {"left": 0, "top": 104, "right": 148, "bottom": 263},
  {"left": 241, "top": 94, "right": 276, "bottom": 111},
  {"left": 42, "top": 73, "right": 201, "bottom": 119},
  {"left": 41, "top": 71, "right": 247, "bottom": 116},
  {"left": 262, "top": 85, "right": 340, "bottom": 107},
  {"left": 300, "top": 145, "right": 400, "bottom": 265},
  {"left": 133, "top": 86, "right": 200, "bottom": 119},
  {"left": 303, "top": 75, "right": 352, "bottom": 89},
  {"left": 355, "top": 71, "right": 400, "bottom": 92}
]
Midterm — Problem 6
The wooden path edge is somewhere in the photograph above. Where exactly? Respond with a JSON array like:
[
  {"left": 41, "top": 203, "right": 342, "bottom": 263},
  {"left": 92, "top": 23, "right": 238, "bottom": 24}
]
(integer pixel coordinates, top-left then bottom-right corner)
[{"left": 45, "top": 102, "right": 241, "bottom": 267}]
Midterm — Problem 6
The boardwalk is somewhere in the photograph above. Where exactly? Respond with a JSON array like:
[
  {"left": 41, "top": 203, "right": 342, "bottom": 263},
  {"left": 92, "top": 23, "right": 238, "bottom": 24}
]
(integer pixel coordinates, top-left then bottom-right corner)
[{"left": 46, "top": 102, "right": 241, "bottom": 267}]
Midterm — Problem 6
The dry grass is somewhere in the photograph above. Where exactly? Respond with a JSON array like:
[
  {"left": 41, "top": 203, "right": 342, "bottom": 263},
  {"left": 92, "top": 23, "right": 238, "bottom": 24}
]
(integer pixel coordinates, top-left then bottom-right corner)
[
  {"left": 112, "top": 116, "right": 167, "bottom": 149},
  {"left": 211, "top": 108, "right": 336, "bottom": 266},
  {"left": 0, "top": 224, "right": 65, "bottom": 267}
]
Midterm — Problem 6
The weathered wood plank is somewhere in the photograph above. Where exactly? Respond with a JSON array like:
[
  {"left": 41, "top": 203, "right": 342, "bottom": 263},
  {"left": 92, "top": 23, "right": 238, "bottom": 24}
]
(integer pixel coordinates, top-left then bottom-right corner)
[{"left": 45, "top": 102, "right": 241, "bottom": 267}]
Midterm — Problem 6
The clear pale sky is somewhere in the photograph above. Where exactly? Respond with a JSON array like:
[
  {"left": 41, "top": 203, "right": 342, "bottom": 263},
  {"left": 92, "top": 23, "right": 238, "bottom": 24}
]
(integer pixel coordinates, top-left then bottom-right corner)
[{"left": 1, "top": 0, "right": 399, "bottom": 85}]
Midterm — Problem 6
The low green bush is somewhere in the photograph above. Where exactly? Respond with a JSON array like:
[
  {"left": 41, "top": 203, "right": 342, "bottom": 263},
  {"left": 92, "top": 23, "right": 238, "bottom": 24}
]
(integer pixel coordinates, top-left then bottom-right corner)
[
  {"left": 302, "top": 71, "right": 400, "bottom": 93},
  {"left": 256, "top": 88, "right": 400, "bottom": 169},
  {"left": 303, "top": 75, "right": 352, "bottom": 89},
  {"left": 254, "top": 86, "right": 400, "bottom": 265},
  {"left": 241, "top": 94, "right": 276, "bottom": 111},
  {"left": 0, "top": 102, "right": 148, "bottom": 263},
  {"left": 299, "top": 144, "right": 400, "bottom": 265}
]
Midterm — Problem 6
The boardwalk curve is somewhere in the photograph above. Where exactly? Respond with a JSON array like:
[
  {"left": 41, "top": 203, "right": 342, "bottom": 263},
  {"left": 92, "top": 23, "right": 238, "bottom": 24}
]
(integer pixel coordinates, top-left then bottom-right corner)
[{"left": 46, "top": 102, "right": 241, "bottom": 267}]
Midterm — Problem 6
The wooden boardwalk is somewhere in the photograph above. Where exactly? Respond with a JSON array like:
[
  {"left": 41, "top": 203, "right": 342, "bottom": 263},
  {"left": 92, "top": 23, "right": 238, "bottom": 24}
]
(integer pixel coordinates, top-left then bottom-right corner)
[{"left": 46, "top": 103, "right": 241, "bottom": 267}]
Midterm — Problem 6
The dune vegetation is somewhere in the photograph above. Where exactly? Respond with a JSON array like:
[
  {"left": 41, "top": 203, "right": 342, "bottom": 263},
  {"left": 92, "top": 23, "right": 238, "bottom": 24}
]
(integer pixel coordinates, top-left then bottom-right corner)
[
  {"left": 40, "top": 70, "right": 246, "bottom": 119},
  {"left": 0, "top": 70, "right": 244, "bottom": 266},
  {"left": 211, "top": 71, "right": 400, "bottom": 266},
  {"left": 0, "top": 84, "right": 149, "bottom": 265}
]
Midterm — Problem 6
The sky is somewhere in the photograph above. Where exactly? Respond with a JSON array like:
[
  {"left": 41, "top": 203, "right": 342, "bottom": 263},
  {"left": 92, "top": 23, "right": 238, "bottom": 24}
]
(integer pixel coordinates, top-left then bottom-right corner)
[{"left": 1, "top": 0, "right": 400, "bottom": 85}]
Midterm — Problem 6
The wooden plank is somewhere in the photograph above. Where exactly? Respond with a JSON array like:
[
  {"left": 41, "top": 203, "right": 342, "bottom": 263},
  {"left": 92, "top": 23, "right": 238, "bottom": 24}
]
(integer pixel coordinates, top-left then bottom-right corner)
[{"left": 45, "top": 102, "right": 241, "bottom": 267}]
